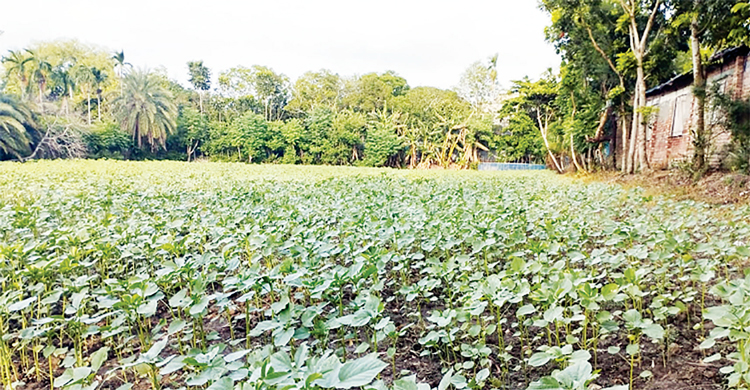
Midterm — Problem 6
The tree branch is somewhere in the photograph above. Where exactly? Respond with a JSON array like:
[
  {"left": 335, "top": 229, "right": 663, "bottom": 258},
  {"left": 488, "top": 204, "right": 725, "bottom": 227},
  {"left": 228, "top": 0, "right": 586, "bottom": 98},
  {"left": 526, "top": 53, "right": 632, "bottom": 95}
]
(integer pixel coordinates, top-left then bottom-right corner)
[
  {"left": 585, "top": 25, "right": 625, "bottom": 87},
  {"left": 640, "top": 0, "right": 663, "bottom": 49}
]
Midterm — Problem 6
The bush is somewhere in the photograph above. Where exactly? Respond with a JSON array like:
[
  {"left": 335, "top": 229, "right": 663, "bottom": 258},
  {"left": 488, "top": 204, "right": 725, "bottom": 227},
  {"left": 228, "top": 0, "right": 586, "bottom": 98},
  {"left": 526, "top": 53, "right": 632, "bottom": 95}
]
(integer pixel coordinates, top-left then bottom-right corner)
[
  {"left": 85, "top": 121, "right": 132, "bottom": 159},
  {"left": 712, "top": 87, "right": 750, "bottom": 174}
]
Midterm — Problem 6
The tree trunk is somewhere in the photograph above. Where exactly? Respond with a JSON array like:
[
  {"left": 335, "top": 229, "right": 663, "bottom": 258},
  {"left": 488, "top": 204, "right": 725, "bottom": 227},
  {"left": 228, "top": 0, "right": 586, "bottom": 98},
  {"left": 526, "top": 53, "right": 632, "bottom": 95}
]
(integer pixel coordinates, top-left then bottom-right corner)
[
  {"left": 97, "top": 93, "right": 102, "bottom": 122},
  {"left": 87, "top": 95, "right": 92, "bottom": 125},
  {"left": 635, "top": 60, "right": 650, "bottom": 172},
  {"left": 691, "top": 3, "right": 707, "bottom": 173},
  {"left": 199, "top": 91, "right": 204, "bottom": 113},
  {"left": 571, "top": 132, "right": 586, "bottom": 172},
  {"left": 537, "top": 110, "right": 563, "bottom": 173},
  {"left": 627, "top": 80, "right": 639, "bottom": 173},
  {"left": 38, "top": 83, "right": 45, "bottom": 114},
  {"left": 619, "top": 0, "right": 661, "bottom": 173},
  {"left": 621, "top": 112, "right": 629, "bottom": 172}
]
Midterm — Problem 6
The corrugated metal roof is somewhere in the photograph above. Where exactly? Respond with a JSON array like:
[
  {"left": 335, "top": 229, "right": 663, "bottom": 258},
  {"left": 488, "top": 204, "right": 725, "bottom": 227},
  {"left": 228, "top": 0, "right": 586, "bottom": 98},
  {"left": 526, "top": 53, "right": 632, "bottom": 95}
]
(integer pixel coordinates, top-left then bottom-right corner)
[{"left": 646, "top": 46, "right": 749, "bottom": 98}]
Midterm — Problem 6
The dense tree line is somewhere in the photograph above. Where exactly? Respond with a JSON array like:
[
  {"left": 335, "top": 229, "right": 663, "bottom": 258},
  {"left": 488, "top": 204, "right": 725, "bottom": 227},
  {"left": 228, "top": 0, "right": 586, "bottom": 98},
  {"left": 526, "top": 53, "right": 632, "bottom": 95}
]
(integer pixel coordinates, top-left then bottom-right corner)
[
  {"left": 534, "top": 0, "right": 750, "bottom": 174},
  {"left": 3, "top": 1, "right": 750, "bottom": 172},
  {"left": 0, "top": 41, "right": 534, "bottom": 168}
]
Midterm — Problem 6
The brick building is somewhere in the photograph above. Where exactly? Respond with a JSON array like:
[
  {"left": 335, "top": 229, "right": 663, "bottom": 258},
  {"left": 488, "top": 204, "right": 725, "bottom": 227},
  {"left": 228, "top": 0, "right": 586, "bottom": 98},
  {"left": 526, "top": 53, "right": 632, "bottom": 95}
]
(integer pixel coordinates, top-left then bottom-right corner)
[{"left": 623, "top": 46, "right": 750, "bottom": 169}]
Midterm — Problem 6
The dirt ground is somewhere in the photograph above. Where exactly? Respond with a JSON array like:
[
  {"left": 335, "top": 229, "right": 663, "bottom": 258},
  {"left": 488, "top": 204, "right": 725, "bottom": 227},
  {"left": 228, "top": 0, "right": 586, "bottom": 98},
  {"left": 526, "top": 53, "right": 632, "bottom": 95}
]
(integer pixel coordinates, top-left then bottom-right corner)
[{"left": 581, "top": 169, "right": 750, "bottom": 205}]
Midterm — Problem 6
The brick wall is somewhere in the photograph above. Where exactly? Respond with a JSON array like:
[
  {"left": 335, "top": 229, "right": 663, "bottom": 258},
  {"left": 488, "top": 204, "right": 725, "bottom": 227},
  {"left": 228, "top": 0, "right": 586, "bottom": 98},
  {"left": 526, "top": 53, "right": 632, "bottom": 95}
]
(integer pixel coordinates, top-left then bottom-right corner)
[{"left": 643, "top": 52, "right": 748, "bottom": 169}]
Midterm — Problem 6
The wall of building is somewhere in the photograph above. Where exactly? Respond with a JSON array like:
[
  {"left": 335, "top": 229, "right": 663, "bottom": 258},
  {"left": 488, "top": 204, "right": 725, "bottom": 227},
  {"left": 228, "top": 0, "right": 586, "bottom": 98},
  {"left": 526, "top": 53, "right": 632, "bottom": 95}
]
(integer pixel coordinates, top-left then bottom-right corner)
[{"left": 644, "top": 52, "right": 748, "bottom": 170}]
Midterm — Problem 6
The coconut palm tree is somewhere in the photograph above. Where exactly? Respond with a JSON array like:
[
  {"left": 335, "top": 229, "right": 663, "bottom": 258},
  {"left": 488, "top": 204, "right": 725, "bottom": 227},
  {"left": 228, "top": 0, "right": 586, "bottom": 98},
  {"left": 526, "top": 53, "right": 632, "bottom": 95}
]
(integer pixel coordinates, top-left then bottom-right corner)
[
  {"left": 0, "top": 94, "right": 38, "bottom": 159},
  {"left": 27, "top": 50, "right": 52, "bottom": 113},
  {"left": 2, "top": 50, "right": 33, "bottom": 100},
  {"left": 112, "top": 70, "right": 177, "bottom": 151}
]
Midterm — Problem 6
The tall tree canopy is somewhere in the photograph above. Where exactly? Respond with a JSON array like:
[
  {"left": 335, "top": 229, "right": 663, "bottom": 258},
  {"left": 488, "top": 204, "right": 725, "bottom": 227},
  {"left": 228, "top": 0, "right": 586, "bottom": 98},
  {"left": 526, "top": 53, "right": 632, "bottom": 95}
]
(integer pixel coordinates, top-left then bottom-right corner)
[
  {"left": 0, "top": 93, "right": 38, "bottom": 159},
  {"left": 112, "top": 70, "right": 177, "bottom": 151},
  {"left": 187, "top": 60, "right": 211, "bottom": 113}
]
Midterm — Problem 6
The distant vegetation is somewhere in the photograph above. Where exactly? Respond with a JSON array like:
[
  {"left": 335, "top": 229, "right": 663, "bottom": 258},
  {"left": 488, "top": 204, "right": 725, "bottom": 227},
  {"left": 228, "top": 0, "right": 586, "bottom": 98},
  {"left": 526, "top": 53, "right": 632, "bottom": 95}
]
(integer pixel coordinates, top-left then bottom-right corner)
[
  {"left": 0, "top": 42, "right": 527, "bottom": 169},
  {"left": 1, "top": 1, "right": 750, "bottom": 173}
]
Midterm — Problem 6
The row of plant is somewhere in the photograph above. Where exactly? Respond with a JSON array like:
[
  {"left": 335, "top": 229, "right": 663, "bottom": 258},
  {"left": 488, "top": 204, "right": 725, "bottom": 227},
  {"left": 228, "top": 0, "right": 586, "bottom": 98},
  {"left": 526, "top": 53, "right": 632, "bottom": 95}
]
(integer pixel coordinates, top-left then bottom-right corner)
[{"left": 0, "top": 161, "right": 748, "bottom": 390}]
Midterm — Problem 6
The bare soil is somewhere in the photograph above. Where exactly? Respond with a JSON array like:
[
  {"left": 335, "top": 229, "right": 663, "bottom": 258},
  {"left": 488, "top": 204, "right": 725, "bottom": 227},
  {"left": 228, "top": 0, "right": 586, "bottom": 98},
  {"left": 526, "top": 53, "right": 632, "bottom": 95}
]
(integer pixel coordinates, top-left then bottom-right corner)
[{"left": 582, "top": 169, "right": 750, "bottom": 205}]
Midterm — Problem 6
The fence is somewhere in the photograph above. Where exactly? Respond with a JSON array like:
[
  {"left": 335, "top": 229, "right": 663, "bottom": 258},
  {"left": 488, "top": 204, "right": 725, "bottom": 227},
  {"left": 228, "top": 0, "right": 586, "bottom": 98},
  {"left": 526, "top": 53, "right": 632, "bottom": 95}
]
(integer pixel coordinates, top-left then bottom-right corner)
[{"left": 478, "top": 163, "right": 547, "bottom": 171}]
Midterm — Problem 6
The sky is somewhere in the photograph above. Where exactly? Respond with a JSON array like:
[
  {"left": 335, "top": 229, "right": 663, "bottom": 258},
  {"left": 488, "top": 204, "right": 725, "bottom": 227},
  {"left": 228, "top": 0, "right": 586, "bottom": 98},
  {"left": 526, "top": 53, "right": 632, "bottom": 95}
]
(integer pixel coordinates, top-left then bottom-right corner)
[{"left": 0, "top": 0, "right": 561, "bottom": 91}]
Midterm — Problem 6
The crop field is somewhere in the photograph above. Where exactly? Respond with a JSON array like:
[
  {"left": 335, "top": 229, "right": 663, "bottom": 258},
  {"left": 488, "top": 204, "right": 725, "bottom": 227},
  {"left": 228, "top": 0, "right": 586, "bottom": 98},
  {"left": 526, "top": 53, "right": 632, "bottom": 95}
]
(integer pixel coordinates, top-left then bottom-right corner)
[{"left": 1, "top": 161, "right": 750, "bottom": 390}]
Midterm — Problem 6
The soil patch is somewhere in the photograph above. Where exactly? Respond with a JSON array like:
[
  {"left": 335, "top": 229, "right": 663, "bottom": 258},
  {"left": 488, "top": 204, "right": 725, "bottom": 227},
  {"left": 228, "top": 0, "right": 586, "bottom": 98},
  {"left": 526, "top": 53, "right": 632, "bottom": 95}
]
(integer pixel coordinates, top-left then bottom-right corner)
[{"left": 581, "top": 170, "right": 750, "bottom": 205}]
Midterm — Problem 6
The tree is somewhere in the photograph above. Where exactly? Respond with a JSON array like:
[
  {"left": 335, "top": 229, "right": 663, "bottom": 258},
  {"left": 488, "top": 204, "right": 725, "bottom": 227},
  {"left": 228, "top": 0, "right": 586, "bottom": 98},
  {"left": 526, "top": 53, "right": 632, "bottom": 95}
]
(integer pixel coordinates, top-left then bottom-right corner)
[
  {"left": 91, "top": 67, "right": 108, "bottom": 122},
  {"left": 541, "top": 0, "right": 631, "bottom": 171},
  {"left": 73, "top": 65, "right": 95, "bottom": 125},
  {"left": 251, "top": 66, "right": 290, "bottom": 121},
  {"left": 275, "top": 119, "right": 304, "bottom": 163},
  {"left": 616, "top": 0, "right": 664, "bottom": 173},
  {"left": 176, "top": 107, "right": 209, "bottom": 161},
  {"left": 27, "top": 50, "right": 52, "bottom": 113},
  {"left": 729, "top": 2, "right": 750, "bottom": 45},
  {"left": 218, "top": 66, "right": 290, "bottom": 121},
  {"left": 51, "top": 62, "right": 76, "bottom": 115},
  {"left": 187, "top": 61, "right": 211, "bottom": 113},
  {"left": 2, "top": 50, "right": 33, "bottom": 100},
  {"left": 328, "top": 110, "right": 366, "bottom": 164},
  {"left": 0, "top": 93, "right": 38, "bottom": 159},
  {"left": 507, "top": 74, "right": 565, "bottom": 173},
  {"left": 216, "top": 112, "right": 273, "bottom": 162},
  {"left": 394, "top": 87, "right": 473, "bottom": 168},
  {"left": 343, "top": 71, "right": 409, "bottom": 113},
  {"left": 456, "top": 55, "right": 502, "bottom": 112},
  {"left": 669, "top": 0, "right": 741, "bottom": 173},
  {"left": 112, "top": 70, "right": 177, "bottom": 152},
  {"left": 112, "top": 50, "right": 131, "bottom": 79},
  {"left": 494, "top": 103, "right": 544, "bottom": 163},
  {"left": 286, "top": 70, "right": 344, "bottom": 115},
  {"left": 363, "top": 110, "right": 404, "bottom": 167}
]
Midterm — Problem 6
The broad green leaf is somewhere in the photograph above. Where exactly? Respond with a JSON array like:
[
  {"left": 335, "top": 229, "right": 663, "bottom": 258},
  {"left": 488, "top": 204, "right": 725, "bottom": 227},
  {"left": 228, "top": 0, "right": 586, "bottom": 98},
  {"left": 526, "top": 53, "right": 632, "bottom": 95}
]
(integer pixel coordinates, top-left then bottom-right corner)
[
  {"left": 90, "top": 347, "right": 109, "bottom": 372},
  {"left": 8, "top": 296, "right": 37, "bottom": 312},
  {"left": 516, "top": 304, "right": 536, "bottom": 317},
  {"left": 438, "top": 368, "right": 454, "bottom": 390},
  {"left": 393, "top": 375, "right": 419, "bottom": 390},
  {"left": 527, "top": 376, "right": 562, "bottom": 390},
  {"left": 528, "top": 352, "right": 551, "bottom": 367},
  {"left": 206, "top": 377, "right": 234, "bottom": 390},
  {"left": 336, "top": 354, "right": 388, "bottom": 389}
]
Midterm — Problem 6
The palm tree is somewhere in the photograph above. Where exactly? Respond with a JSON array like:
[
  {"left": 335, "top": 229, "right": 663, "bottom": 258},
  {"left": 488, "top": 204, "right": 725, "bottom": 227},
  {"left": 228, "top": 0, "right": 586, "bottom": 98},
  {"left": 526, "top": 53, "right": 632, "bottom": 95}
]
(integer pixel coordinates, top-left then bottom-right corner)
[
  {"left": 112, "top": 70, "right": 177, "bottom": 151},
  {"left": 73, "top": 65, "right": 95, "bottom": 124},
  {"left": 52, "top": 63, "right": 76, "bottom": 115},
  {"left": 2, "top": 50, "right": 33, "bottom": 100},
  {"left": 0, "top": 94, "right": 38, "bottom": 159},
  {"left": 112, "top": 51, "right": 131, "bottom": 79},
  {"left": 26, "top": 50, "right": 52, "bottom": 113},
  {"left": 90, "top": 67, "right": 108, "bottom": 121}
]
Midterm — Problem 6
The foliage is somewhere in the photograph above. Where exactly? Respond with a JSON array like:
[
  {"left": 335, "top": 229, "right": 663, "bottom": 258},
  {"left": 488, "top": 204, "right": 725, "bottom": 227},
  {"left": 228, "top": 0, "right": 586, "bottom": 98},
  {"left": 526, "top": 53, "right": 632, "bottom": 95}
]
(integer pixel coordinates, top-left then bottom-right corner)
[
  {"left": 112, "top": 70, "right": 178, "bottom": 151},
  {"left": 175, "top": 107, "right": 210, "bottom": 161},
  {"left": 218, "top": 66, "right": 290, "bottom": 121},
  {"left": 0, "top": 162, "right": 748, "bottom": 390},
  {"left": 712, "top": 87, "right": 750, "bottom": 173},
  {"left": 343, "top": 71, "right": 409, "bottom": 113},
  {"left": 456, "top": 55, "right": 501, "bottom": 112},
  {"left": 84, "top": 120, "right": 132, "bottom": 159},
  {"left": 0, "top": 93, "right": 39, "bottom": 159},
  {"left": 362, "top": 111, "right": 404, "bottom": 167},
  {"left": 187, "top": 61, "right": 211, "bottom": 92},
  {"left": 286, "top": 70, "right": 344, "bottom": 115}
]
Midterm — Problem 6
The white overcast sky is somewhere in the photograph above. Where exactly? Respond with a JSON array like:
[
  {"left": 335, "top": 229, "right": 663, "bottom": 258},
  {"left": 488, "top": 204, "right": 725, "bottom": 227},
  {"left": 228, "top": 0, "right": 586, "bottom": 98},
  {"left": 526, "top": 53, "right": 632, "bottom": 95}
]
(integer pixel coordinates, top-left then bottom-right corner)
[{"left": 0, "top": 0, "right": 560, "bottom": 90}]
